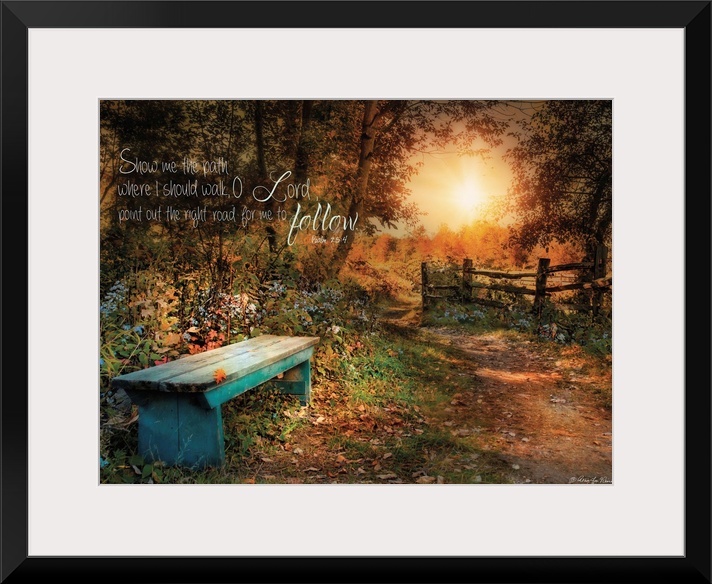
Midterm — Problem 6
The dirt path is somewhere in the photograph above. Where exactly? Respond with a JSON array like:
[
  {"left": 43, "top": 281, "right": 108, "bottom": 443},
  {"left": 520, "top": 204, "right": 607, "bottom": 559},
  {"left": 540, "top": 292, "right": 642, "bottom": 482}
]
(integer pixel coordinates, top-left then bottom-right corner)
[{"left": 382, "top": 299, "right": 612, "bottom": 484}]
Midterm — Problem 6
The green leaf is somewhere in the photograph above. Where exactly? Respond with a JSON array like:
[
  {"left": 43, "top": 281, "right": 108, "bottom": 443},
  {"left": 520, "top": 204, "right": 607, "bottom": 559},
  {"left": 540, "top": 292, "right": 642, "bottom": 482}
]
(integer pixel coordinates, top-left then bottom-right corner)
[
  {"left": 141, "top": 464, "right": 153, "bottom": 479},
  {"left": 129, "top": 454, "right": 144, "bottom": 467}
]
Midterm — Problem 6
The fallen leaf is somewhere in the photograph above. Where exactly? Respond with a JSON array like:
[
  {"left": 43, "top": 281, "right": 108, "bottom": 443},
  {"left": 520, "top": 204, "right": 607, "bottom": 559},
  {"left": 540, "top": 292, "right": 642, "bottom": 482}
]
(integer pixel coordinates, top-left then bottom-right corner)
[
  {"left": 163, "top": 332, "right": 183, "bottom": 346},
  {"left": 243, "top": 478, "right": 256, "bottom": 484},
  {"left": 512, "top": 464, "right": 520, "bottom": 470},
  {"left": 416, "top": 476, "right": 435, "bottom": 484},
  {"left": 437, "top": 476, "right": 445, "bottom": 484},
  {"left": 335, "top": 454, "right": 347, "bottom": 464},
  {"left": 383, "top": 452, "right": 393, "bottom": 459},
  {"left": 377, "top": 473, "right": 398, "bottom": 480},
  {"left": 261, "top": 457, "right": 274, "bottom": 463},
  {"left": 293, "top": 447, "right": 304, "bottom": 455},
  {"left": 213, "top": 368, "right": 227, "bottom": 384},
  {"left": 305, "top": 467, "right": 320, "bottom": 472}
]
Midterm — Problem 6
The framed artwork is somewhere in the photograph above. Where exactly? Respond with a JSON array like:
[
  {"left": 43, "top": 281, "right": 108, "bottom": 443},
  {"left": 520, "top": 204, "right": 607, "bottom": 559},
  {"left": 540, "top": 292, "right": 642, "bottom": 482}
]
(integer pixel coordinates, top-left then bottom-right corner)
[{"left": 5, "top": 1, "right": 709, "bottom": 582}]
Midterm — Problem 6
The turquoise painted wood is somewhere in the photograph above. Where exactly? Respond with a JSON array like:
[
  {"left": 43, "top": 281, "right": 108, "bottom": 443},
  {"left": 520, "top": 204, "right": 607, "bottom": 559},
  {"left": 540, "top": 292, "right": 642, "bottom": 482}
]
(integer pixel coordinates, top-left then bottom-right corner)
[
  {"left": 111, "top": 335, "right": 319, "bottom": 468},
  {"left": 272, "top": 359, "right": 311, "bottom": 406},
  {"left": 112, "top": 335, "right": 319, "bottom": 393},
  {"left": 125, "top": 389, "right": 225, "bottom": 467},
  {"left": 199, "top": 348, "right": 314, "bottom": 409}
]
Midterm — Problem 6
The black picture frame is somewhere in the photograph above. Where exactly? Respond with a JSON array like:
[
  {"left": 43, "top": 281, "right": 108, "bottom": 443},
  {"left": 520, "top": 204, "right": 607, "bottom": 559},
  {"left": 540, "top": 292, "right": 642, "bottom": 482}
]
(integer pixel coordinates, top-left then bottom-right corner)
[{"left": 2, "top": 1, "right": 709, "bottom": 582}]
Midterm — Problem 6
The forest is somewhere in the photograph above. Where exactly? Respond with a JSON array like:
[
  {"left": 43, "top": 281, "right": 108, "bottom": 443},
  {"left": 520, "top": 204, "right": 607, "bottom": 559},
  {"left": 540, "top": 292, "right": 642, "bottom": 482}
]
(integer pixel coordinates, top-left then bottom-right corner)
[{"left": 100, "top": 99, "right": 612, "bottom": 485}]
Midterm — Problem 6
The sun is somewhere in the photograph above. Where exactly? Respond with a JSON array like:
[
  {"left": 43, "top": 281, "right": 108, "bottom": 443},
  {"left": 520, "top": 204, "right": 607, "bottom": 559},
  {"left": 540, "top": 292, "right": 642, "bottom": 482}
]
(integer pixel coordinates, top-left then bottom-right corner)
[{"left": 454, "top": 176, "right": 485, "bottom": 212}]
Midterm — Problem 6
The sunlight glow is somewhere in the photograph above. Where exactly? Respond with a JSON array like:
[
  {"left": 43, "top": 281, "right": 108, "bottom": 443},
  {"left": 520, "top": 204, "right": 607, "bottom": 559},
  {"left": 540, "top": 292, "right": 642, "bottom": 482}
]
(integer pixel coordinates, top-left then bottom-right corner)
[{"left": 454, "top": 176, "right": 485, "bottom": 214}]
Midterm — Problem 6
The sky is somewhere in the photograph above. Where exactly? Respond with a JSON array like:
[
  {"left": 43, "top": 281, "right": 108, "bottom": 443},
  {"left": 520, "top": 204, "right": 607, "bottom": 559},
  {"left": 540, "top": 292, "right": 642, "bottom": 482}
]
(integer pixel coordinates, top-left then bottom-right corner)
[{"left": 387, "top": 141, "right": 514, "bottom": 236}]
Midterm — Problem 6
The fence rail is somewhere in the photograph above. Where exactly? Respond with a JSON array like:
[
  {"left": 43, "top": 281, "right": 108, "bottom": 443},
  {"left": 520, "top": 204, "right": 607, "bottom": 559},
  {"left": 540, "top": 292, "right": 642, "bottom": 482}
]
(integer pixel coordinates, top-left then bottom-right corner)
[{"left": 421, "top": 245, "right": 610, "bottom": 317}]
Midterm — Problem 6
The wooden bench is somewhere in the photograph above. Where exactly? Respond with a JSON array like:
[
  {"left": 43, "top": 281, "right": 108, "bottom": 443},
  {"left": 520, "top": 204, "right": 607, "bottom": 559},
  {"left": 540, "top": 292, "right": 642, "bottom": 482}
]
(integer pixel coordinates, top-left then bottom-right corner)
[{"left": 111, "top": 334, "right": 319, "bottom": 468}]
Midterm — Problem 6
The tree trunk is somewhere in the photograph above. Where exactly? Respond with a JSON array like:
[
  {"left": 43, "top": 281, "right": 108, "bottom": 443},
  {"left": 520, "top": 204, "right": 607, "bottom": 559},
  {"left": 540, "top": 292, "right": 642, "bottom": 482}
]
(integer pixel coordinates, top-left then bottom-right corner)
[
  {"left": 326, "top": 100, "right": 379, "bottom": 277},
  {"left": 254, "top": 101, "right": 278, "bottom": 254},
  {"left": 293, "top": 100, "right": 313, "bottom": 184},
  {"left": 586, "top": 166, "right": 612, "bottom": 255}
]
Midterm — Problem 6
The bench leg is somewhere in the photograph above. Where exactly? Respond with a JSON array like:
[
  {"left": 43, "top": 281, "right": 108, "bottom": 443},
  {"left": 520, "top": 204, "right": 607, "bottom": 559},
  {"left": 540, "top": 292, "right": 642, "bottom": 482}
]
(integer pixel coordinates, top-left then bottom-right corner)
[
  {"left": 125, "top": 389, "right": 225, "bottom": 468},
  {"left": 272, "top": 359, "right": 311, "bottom": 406}
]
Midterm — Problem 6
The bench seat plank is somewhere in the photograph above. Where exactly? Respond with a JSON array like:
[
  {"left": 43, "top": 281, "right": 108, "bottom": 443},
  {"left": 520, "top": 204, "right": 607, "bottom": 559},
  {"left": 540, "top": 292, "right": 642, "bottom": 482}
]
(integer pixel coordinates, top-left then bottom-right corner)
[
  {"left": 111, "top": 334, "right": 283, "bottom": 388},
  {"left": 112, "top": 335, "right": 319, "bottom": 393}
]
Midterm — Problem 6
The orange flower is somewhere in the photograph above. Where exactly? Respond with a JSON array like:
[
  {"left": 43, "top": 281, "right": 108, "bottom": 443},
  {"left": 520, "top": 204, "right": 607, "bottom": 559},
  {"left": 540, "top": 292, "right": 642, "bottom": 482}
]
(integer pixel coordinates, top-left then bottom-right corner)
[{"left": 213, "top": 368, "right": 227, "bottom": 384}]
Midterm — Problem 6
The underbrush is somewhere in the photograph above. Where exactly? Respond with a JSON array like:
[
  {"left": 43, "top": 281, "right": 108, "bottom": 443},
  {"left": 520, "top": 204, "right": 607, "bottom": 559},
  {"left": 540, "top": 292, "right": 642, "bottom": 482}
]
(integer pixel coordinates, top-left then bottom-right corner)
[{"left": 422, "top": 297, "right": 612, "bottom": 359}]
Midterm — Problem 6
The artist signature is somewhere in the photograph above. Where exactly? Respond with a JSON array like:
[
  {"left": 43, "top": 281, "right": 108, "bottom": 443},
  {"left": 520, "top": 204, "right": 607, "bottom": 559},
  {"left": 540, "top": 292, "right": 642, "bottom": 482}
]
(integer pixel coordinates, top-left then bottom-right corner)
[{"left": 569, "top": 476, "right": 612, "bottom": 484}]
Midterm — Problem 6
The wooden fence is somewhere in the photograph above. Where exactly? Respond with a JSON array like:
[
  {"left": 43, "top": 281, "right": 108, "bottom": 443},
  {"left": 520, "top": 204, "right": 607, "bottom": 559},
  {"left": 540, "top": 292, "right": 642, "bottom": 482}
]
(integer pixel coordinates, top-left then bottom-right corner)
[{"left": 422, "top": 245, "right": 611, "bottom": 317}]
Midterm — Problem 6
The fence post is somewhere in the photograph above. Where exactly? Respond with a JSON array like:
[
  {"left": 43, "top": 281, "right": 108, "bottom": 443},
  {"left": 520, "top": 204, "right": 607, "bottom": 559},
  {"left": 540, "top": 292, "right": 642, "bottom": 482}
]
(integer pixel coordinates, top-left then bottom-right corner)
[
  {"left": 592, "top": 245, "right": 608, "bottom": 316},
  {"left": 421, "top": 261, "right": 429, "bottom": 311},
  {"left": 534, "top": 257, "right": 550, "bottom": 317},
  {"left": 462, "top": 258, "right": 473, "bottom": 304}
]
